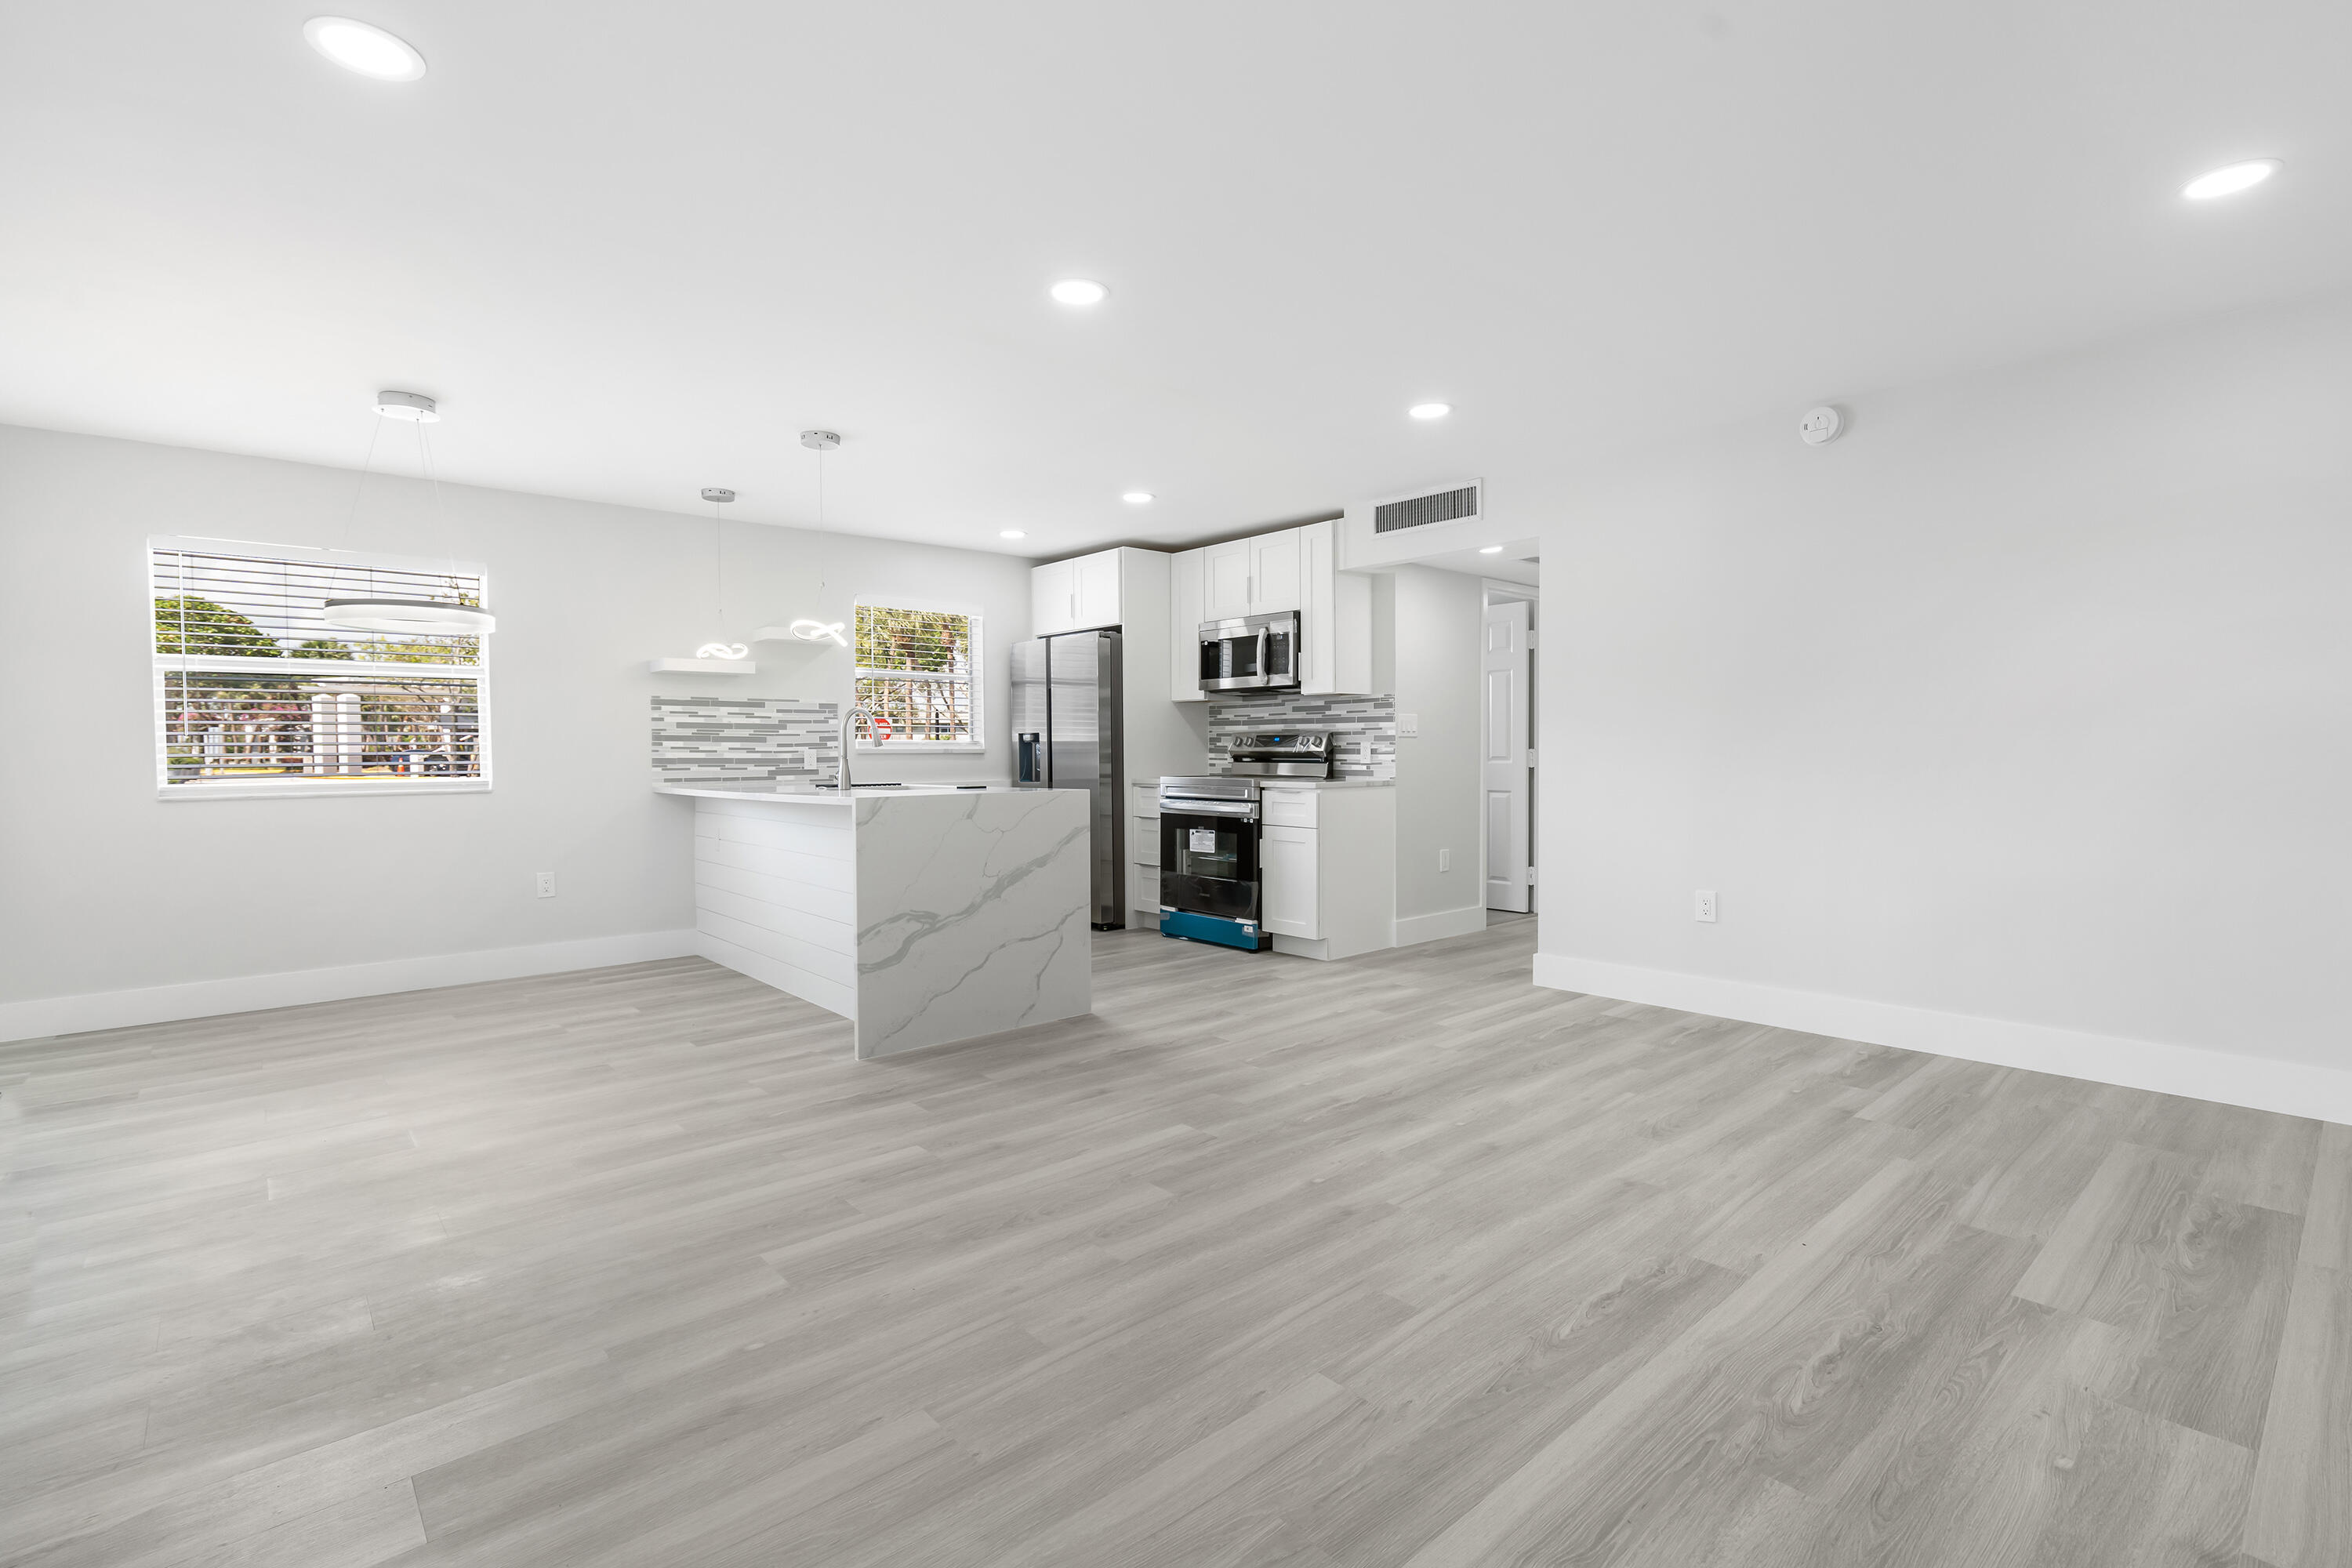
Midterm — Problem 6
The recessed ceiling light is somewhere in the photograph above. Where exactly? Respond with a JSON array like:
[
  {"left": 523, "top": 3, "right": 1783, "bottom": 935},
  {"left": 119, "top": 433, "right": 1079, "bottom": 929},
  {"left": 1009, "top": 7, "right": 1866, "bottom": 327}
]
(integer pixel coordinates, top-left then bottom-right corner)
[
  {"left": 1050, "top": 279, "right": 1108, "bottom": 307},
  {"left": 1000, "top": 529, "right": 1027, "bottom": 539},
  {"left": 1479, "top": 545, "right": 1504, "bottom": 554},
  {"left": 2183, "top": 159, "right": 2279, "bottom": 200},
  {"left": 1409, "top": 402, "right": 1452, "bottom": 420},
  {"left": 1121, "top": 492, "right": 1153, "bottom": 505},
  {"left": 304, "top": 17, "right": 427, "bottom": 82}
]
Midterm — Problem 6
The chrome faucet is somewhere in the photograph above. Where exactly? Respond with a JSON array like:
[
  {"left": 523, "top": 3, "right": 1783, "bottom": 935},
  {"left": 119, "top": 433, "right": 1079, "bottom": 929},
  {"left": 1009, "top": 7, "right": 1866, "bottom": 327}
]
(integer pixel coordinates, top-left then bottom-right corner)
[{"left": 835, "top": 706, "right": 880, "bottom": 788}]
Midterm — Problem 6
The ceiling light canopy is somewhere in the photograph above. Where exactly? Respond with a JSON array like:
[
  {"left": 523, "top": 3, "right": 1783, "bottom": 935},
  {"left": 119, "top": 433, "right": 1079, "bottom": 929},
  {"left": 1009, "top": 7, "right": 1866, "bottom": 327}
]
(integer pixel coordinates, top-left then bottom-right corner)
[
  {"left": 1050, "top": 279, "right": 1109, "bottom": 307},
  {"left": 1000, "top": 529, "right": 1027, "bottom": 539},
  {"left": 2183, "top": 159, "right": 2279, "bottom": 200},
  {"left": 1120, "top": 492, "right": 1153, "bottom": 505},
  {"left": 303, "top": 17, "right": 427, "bottom": 82},
  {"left": 373, "top": 390, "right": 438, "bottom": 422},
  {"left": 1409, "top": 402, "right": 1452, "bottom": 420}
]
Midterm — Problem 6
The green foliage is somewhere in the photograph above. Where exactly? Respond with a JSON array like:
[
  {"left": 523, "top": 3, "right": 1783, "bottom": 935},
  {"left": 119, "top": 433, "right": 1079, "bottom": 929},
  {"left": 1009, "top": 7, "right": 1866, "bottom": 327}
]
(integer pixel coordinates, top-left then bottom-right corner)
[
  {"left": 154, "top": 596, "right": 278, "bottom": 657},
  {"left": 855, "top": 604, "right": 971, "bottom": 673},
  {"left": 289, "top": 638, "right": 355, "bottom": 659}
]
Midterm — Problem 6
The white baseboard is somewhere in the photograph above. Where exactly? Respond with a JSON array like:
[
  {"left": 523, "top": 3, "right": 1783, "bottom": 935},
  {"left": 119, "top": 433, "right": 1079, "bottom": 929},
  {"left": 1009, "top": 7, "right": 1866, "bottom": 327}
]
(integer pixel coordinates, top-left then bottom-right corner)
[
  {"left": 1395, "top": 906, "right": 1490, "bottom": 948},
  {"left": 0, "top": 930, "right": 702, "bottom": 1044},
  {"left": 1532, "top": 953, "right": 2352, "bottom": 1127}
]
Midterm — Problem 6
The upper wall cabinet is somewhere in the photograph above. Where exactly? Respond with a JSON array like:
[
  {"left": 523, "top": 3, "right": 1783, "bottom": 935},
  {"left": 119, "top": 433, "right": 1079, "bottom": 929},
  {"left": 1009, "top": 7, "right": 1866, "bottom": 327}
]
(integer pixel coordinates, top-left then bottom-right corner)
[
  {"left": 1202, "top": 530, "right": 1303, "bottom": 621},
  {"left": 1032, "top": 546, "right": 1133, "bottom": 635},
  {"left": 1033, "top": 557, "right": 1080, "bottom": 634},
  {"left": 1171, "top": 520, "right": 1370, "bottom": 701}
]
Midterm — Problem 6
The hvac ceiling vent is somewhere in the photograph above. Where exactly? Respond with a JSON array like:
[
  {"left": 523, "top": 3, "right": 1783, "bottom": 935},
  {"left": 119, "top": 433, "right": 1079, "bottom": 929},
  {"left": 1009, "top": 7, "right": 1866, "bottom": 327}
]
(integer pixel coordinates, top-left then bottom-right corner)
[{"left": 1373, "top": 481, "right": 1481, "bottom": 533}]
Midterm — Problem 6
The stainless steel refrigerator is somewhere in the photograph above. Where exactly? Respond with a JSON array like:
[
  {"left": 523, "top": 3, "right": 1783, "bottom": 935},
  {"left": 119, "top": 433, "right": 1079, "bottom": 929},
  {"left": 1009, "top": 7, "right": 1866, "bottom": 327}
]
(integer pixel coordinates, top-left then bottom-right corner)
[{"left": 1011, "top": 629, "right": 1123, "bottom": 929}]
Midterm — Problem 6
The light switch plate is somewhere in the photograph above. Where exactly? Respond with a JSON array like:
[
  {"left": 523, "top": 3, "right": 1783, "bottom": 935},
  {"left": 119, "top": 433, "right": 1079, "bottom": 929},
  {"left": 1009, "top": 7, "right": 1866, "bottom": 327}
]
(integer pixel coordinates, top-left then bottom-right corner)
[{"left": 1398, "top": 713, "right": 1420, "bottom": 738}]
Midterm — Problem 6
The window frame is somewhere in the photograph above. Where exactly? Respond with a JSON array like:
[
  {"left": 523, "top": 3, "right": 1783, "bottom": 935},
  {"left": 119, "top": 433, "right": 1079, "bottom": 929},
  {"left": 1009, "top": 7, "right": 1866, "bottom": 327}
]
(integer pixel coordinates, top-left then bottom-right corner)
[
  {"left": 148, "top": 535, "right": 495, "bottom": 801},
  {"left": 851, "top": 597, "right": 985, "bottom": 753}
]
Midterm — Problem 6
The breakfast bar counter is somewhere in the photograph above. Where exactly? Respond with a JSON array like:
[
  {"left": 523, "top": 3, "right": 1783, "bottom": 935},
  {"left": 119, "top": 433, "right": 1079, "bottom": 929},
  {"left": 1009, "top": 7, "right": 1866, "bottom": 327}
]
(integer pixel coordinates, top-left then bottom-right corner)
[{"left": 656, "top": 782, "right": 1093, "bottom": 1058}]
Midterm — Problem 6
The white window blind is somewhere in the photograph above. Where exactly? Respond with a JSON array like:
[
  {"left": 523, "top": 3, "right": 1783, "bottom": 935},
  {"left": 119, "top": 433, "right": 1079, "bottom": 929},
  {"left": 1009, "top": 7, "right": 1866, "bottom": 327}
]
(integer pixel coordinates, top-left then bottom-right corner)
[
  {"left": 854, "top": 601, "right": 981, "bottom": 747},
  {"left": 150, "top": 538, "right": 491, "bottom": 797}
]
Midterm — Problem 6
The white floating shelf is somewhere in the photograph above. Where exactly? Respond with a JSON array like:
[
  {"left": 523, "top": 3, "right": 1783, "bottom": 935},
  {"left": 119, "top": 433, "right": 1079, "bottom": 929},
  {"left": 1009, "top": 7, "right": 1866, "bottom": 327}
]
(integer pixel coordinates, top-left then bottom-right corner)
[{"left": 647, "top": 658, "right": 757, "bottom": 674}]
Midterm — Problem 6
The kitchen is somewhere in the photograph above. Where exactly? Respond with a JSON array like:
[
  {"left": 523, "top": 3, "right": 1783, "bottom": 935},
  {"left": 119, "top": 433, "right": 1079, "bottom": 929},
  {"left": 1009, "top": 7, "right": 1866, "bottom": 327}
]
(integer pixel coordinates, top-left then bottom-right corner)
[{"left": 642, "top": 477, "right": 1534, "bottom": 1055}]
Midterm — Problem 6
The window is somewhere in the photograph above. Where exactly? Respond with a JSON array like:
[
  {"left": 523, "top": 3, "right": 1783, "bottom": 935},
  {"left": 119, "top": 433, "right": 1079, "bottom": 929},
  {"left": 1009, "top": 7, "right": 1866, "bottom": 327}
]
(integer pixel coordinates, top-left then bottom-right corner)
[
  {"left": 150, "top": 537, "right": 490, "bottom": 797},
  {"left": 853, "top": 601, "right": 981, "bottom": 749}
]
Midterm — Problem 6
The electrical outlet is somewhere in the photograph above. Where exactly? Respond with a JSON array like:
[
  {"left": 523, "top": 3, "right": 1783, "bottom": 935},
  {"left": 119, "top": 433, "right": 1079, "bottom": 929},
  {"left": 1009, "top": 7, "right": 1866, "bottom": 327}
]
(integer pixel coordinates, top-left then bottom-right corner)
[
  {"left": 1693, "top": 888, "right": 1717, "bottom": 923},
  {"left": 1439, "top": 848, "right": 1453, "bottom": 872},
  {"left": 535, "top": 871, "right": 557, "bottom": 898}
]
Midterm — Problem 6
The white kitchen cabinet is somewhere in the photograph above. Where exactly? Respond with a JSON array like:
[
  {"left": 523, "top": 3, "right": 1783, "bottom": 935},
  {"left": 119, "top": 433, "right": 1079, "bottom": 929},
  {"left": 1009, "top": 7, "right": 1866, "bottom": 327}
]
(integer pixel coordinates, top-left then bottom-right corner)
[
  {"left": 1249, "top": 528, "right": 1302, "bottom": 614},
  {"left": 1298, "top": 519, "right": 1371, "bottom": 695},
  {"left": 1170, "top": 547, "right": 1207, "bottom": 701},
  {"left": 1260, "top": 825, "right": 1320, "bottom": 938},
  {"left": 1204, "top": 540, "right": 1250, "bottom": 621},
  {"left": 1075, "top": 550, "right": 1122, "bottom": 630},
  {"left": 1031, "top": 557, "right": 1078, "bottom": 635},
  {"left": 1257, "top": 786, "right": 1396, "bottom": 960},
  {"left": 1031, "top": 547, "right": 1127, "bottom": 635}
]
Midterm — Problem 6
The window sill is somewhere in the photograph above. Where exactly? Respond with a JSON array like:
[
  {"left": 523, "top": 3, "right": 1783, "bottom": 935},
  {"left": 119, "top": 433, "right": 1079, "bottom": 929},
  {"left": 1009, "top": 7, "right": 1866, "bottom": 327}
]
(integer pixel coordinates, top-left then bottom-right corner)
[
  {"left": 857, "top": 742, "right": 987, "bottom": 753},
  {"left": 159, "top": 779, "right": 492, "bottom": 801}
]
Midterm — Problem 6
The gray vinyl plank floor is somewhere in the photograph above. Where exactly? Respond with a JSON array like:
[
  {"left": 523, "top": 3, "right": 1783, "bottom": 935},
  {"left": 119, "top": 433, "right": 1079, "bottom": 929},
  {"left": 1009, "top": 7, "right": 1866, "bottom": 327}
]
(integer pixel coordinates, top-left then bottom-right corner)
[{"left": 2, "top": 915, "right": 2346, "bottom": 1566}]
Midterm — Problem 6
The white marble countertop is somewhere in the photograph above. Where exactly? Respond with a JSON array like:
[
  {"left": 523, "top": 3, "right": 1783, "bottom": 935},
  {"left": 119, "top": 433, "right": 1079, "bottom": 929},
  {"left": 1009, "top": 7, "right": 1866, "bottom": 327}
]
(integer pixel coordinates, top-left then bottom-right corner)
[{"left": 656, "top": 782, "right": 1033, "bottom": 804}]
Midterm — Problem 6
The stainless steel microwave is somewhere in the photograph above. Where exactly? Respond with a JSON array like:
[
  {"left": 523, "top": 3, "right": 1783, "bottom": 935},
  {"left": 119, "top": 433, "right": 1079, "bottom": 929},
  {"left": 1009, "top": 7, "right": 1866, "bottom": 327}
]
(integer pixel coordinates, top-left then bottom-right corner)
[{"left": 1198, "top": 611, "right": 1299, "bottom": 692}]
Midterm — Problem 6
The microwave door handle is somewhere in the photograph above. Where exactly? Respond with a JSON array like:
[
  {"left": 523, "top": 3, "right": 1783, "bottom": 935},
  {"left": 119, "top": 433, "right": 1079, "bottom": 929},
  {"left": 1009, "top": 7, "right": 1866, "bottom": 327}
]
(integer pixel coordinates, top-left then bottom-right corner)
[{"left": 1254, "top": 626, "right": 1267, "bottom": 681}]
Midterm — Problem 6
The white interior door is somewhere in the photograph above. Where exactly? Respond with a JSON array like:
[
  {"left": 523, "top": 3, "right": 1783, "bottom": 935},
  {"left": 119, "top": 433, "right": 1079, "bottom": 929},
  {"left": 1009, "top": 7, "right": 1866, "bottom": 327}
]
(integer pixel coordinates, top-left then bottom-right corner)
[{"left": 1483, "top": 598, "right": 1532, "bottom": 912}]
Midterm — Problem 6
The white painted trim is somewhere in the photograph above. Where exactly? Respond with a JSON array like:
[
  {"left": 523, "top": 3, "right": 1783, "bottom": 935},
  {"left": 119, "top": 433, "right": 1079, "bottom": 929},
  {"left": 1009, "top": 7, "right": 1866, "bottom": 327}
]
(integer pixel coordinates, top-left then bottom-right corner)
[
  {"left": 1395, "top": 905, "right": 1488, "bottom": 948},
  {"left": 0, "top": 930, "right": 699, "bottom": 1044},
  {"left": 1532, "top": 953, "right": 2352, "bottom": 1127}
]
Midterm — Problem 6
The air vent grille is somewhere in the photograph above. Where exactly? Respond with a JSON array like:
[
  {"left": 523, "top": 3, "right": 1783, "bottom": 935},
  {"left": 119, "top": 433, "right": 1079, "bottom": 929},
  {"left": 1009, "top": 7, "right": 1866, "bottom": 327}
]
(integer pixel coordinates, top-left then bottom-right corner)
[{"left": 1374, "top": 484, "right": 1480, "bottom": 533}]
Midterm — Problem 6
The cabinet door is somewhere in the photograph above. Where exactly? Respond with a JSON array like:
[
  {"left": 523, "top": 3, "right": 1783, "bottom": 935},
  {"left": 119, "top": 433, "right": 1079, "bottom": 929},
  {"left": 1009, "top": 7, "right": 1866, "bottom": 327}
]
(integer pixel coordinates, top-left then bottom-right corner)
[
  {"left": 1171, "top": 548, "right": 1207, "bottom": 702},
  {"left": 1074, "top": 550, "right": 1122, "bottom": 630},
  {"left": 1032, "top": 559, "right": 1076, "bottom": 636},
  {"left": 1204, "top": 540, "right": 1251, "bottom": 621},
  {"left": 1248, "top": 528, "right": 1302, "bottom": 615},
  {"left": 1260, "top": 825, "right": 1320, "bottom": 938}
]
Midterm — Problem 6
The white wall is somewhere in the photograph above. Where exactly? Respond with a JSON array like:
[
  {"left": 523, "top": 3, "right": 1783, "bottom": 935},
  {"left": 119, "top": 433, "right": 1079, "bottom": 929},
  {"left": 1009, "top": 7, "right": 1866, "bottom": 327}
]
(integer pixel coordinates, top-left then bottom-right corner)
[
  {"left": 1533, "top": 294, "right": 2352, "bottom": 1118},
  {"left": 0, "top": 424, "right": 1032, "bottom": 1033},
  {"left": 1389, "top": 565, "right": 1486, "bottom": 931}
]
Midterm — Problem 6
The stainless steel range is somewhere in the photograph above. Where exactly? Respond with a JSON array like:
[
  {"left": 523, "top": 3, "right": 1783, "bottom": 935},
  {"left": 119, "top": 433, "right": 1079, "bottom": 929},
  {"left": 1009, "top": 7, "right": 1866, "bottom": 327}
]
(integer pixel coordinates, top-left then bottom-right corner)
[{"left": 1155, "top": 732, "right": 1332, "bottom": 951}]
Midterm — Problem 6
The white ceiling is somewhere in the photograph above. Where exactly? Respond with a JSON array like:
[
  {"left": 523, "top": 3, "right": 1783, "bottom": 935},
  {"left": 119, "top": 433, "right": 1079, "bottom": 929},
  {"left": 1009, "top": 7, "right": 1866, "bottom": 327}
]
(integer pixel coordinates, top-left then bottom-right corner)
[{"left": 3, "top": 2, "right": 2347, "bottom": 559}]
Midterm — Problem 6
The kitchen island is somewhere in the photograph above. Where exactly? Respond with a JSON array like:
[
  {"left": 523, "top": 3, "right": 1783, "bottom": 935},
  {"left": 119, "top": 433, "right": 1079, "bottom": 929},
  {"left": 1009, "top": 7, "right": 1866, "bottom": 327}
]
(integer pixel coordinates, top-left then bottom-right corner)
[{"left": 656, "top": 783, "right": 1092, "bottom": 1058}]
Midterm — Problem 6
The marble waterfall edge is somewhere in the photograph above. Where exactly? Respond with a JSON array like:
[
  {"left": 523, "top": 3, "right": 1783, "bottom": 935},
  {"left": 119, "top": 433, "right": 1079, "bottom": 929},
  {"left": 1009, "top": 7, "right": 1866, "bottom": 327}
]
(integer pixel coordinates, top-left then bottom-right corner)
[{"left": 853, "top": 790, "right": 1093, "bottom": 1058}]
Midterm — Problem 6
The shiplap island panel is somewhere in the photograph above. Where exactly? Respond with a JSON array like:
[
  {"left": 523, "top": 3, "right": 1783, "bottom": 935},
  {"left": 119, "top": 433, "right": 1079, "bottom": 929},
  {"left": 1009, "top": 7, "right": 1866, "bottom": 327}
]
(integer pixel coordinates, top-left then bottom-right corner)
[{"left": 662, "top": 784, "right": 1092, "bottom": 1058}]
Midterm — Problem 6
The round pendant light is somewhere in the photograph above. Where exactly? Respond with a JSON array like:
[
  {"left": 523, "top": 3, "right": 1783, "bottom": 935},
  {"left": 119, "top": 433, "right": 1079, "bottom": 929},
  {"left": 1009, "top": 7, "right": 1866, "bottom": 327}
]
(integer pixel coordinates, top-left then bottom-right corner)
[
  {"left": 322, "top": 390, "right": 495, "bottom": 634},
  {"left": 321, "top": 596, "right": 495, "bottom": 633}
]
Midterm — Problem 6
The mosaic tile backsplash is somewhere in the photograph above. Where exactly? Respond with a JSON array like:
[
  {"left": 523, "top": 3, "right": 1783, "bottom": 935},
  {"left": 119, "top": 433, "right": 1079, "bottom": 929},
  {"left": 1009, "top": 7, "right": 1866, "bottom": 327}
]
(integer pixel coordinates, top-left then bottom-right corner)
[
  {"left": 652, "top": 696, "right": 840, "bottom": 783},
  {"left": 1206, "top": 691, "right": 1396, "bottom": 779}
]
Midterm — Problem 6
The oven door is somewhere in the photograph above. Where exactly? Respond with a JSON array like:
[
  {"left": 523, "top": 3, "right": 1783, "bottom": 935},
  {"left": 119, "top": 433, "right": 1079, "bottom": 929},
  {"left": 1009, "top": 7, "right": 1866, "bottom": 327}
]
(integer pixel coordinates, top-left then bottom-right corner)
[
  {"left": 1158, "top": 801, "right": 1266, "bottom": 949},
  {"left": 1198, "top": 615, "right": 1298, "bottom": 692}
]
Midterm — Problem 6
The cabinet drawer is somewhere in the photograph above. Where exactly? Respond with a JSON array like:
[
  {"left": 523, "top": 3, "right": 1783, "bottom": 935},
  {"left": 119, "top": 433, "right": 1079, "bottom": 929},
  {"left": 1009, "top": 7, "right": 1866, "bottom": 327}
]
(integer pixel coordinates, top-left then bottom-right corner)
[
  {"left": 1260, "top": 788, "right": 1318, "bottom": 829},
  {"left": 1134, "top": 819, "right": 1160, "bottom": 866},
  {"left": 1132, "top": 782, "right": 1161, "bottom": 818}
]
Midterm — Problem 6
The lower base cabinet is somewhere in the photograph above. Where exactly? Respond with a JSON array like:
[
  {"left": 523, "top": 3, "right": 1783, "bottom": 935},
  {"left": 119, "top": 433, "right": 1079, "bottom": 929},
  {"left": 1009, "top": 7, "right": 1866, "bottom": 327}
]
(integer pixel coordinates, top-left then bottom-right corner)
[
  {"left": 1261, "top": 826, "right": 1320, "bottom": 938},
  {"left": 1255, "top": 786, "right": 1396, "bottom": 960}
]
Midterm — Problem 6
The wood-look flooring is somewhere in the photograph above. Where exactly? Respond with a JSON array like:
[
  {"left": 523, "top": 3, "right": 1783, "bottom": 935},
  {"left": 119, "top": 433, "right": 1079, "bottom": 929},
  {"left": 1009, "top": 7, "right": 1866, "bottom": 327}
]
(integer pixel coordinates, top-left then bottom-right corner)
[{"left": 2, "top": 917, "right": 2347, "bottom": 1566}]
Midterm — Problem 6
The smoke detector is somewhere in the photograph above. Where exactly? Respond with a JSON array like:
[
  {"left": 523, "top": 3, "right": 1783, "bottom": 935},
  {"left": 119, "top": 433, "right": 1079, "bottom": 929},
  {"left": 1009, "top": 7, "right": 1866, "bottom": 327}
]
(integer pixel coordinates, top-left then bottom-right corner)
[{"left": 1798, "top": 405, "right": 1844, "bottom": 445}]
